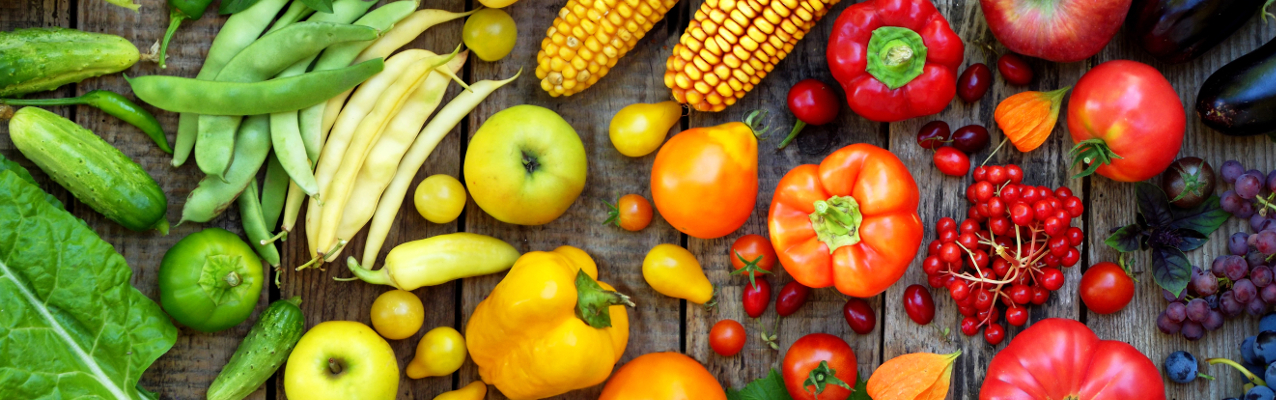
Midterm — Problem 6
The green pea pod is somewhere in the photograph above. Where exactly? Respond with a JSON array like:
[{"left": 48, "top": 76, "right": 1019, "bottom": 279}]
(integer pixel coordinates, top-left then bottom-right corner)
[
  {"left": 172, "top": 0, "right": 290, "bottom": 167},
  {"left": 239, "top": 178, "right": 281, "bottom": 267},
  {"left": 1, "top": 90, "right": 171, "bottom": 154},
  {"left": 260, "top": 153, "right": 289, "bottom": 230},
  {"left": 180, "top": 114, "right": 271, "bottom": 224},
  {"left": 195, "top": 22, "right": 378, "bottom": 180},
  {"left": 157, "top": 0, "right": 217, "bottom": 69},
  {"left": 129, "top": 60, "right": 383, "bottom": 115},
  {"left": 265, "top": 0, "right": 316, "bottom": 34}
]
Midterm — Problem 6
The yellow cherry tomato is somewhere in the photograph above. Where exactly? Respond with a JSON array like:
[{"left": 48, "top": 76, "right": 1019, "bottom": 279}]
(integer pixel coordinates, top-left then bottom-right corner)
[
  {"left": 407, "top": 326, "right": 467, "bottom": 379},
  {"left": 414, "top": 174, "right": 467, "bottom": 224},
  {"left": 609, "top": 101, "right": 682, "bottom": 157},
  {"left": 370, "top": 290, "right": 424, "bottom": 340},
  {"left": 642, "top": 244, "right": 714, "bottom": 305},
  {"left": 433, "top": 381, "right": 486, "bottom": 400},
  {"left": 477, "top": 0, "right": 516, "bottom": 8},
  {"left": 462, "top": 8, "right": 517, "bottom": 62}
]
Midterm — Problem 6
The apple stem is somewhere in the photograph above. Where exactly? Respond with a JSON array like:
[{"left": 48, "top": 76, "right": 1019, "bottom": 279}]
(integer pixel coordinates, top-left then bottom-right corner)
[{"left": 328, "top": 358, "right": 343, "bottom": 375}]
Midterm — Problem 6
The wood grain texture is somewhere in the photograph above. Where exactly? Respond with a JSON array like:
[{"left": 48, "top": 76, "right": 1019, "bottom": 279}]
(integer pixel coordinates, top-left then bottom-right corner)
[
  {"left": 680, "top": 0, "right": 888, "bottom": 390},
  {"left": 457, "top": 1, "right": 684, "bottom": 399},
  {"left": 1084, "top": 16, "right": 1276, "bottom": 400}
]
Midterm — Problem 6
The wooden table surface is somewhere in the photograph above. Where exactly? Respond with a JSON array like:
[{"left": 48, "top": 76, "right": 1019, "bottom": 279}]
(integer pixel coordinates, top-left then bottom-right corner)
[{"left": 3, "top": 0, "right": 1274, "bottom": 399}]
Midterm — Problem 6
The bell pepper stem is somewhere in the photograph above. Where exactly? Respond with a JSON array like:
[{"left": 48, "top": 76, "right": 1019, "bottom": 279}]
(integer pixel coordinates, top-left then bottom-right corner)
[
  {"left": 338, "top": 256, "right": 397, "bottom": 288},
  {"left": 575, "top": 269, "right": 635, "bottom": 329},
  {"left": 777, "top": 120, "right": 807, "bottom": 149},
  {"left": 810, "top": 196, "right": 863, "bottom": 253},
  {"left": 865, "top": 26, "right": 928, "bottom": 89}
]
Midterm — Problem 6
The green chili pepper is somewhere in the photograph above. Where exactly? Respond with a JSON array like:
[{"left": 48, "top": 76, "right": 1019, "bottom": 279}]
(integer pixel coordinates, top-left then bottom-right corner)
[
  {"left": 1, "top": 90, "right": 172, "bottom": 154},
  {"left": 172, "top": 0, "right": 290, "bottom": 167},
  {"left": 157, "top": 0, "right": 217, "bottom": 69}
]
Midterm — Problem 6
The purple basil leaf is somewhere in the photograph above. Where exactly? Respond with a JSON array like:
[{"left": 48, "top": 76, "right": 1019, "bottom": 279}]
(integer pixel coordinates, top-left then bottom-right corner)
[{"left": 1152, "top": 246, "right": 1193, "bottom": 298}]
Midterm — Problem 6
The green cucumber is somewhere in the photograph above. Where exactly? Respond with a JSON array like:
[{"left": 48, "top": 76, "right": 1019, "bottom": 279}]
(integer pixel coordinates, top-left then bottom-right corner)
[
  {"left": 0, "top": 28, "right": 140, "bottom": 97},
  {"left": 7, "top": 106, "right": 169, "bottom": 233},
  {"left": 207, "top": 296, "right": 305, "bottom": 400}
]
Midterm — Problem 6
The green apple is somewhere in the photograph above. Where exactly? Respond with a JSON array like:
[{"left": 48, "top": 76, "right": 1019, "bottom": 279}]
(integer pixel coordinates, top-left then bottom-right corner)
[
  {"left": 464, "top": 104, "right": 586, "bottom": 225},
  {"left": 284, "top": 321, "right": 399, "bottom": 400}
]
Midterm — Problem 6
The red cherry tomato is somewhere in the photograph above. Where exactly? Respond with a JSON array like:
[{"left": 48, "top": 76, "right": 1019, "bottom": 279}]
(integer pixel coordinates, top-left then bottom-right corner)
[
  {"left": 933, "top": 147, "right": 970, "bottom": 176},
  {"left": 902, "top": 284, "right": 935, "bottom": 325},
  {"left": 776, "top": 281, "right": 811, "bottom": 317},
  {"left": 1080, "top": 261, "right": 1135, "bottom": 314},
  {"left": 709, "top": 319, "right": 746, "bottom": 357},
  {"left": 779, "top": 79, "right": 840, "bottom": 149},
  {"left": 842, "top": 298, "right": 876, "bottom": 334},
  {"left": 917, "top": 120, "right": 951, "bottom": 150},
  {"left": 742, "top": 277, "right": 772, "bottom": 318},
  {"left": 782, "top": 334, "right": 857, "bottom": 400},
  {"left": 998, "top": 53, "right": 1033, "bottom": 85},
  {"left": 957, "top": 63, "right": 992, "bottom": 102},
  {"left": 730, "top": 234, "right": 777, "bottom": 287}
]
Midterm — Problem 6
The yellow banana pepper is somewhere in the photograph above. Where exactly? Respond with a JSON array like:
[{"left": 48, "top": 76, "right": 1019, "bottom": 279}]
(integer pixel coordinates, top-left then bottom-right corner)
[
  {"left": 466, "top": 246, "right": 632, "bottom": 400},
  {"left": 343, "top": 232, "right": 519, "bottom": 290}
]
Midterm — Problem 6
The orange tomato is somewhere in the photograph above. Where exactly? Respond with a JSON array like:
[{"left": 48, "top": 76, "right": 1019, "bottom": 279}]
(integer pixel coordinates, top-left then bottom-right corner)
[
  {"left": 599, "top": 352, "right": 727, "bottom": 400},
  {"left": 606, "top": 194, "right": 653, "bottom": 231},
  {"left": 651, "top": 118, "right": 758, "bottom": 239},
  {"left": 768, "top": 143, "right": 923, "bottom": 298}
]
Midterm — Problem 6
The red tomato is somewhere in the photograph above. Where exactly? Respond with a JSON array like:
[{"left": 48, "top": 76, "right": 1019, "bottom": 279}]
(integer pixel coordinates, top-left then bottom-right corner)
[
  {"left": 776, "top": 281, "right": 811, "bottom": 317},
  {"left": 709, "top": 319, "right": 746, "bottom": 357},
  {"left": 1067, "top": 60, "right": 1184, "bottom": 182},
  {"left": 842, "top": 298, "right": 876, "bottom": 334},
  {"left": 902, "top": 284, "right": 935, "bottom": 324},
  {"left": 1080, "top": 262, "right": 1135, "bottom": 314},
  {"left": 934, "top": 147, "right": 970, "bottom": 176},
  {"left": 742, "top": 277, "right": 771, "bottom": 318},
  {"left": 782, "top": 333, "right": 857, "bottom": 400},
  {"left": 788, "top": 79, "right": 840, "bottom": 126},
  {"left": 980, "top": 319, "right": 1166, "bottom": 400},
  {"left": 730, "top": 234, "right": 777, "bottom": 285},
  {"left": 997, "top": 54, "right": 1033, "bottom": 85}
]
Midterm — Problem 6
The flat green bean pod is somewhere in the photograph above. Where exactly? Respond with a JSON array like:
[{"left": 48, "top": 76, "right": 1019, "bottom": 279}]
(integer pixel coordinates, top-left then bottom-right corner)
[
  {"left": 130, "top": 60, "right": 383, "bottom": 115},
  {"left": 260, "top": 153, "right": 289, "bottom": 230},
  {"left": 239, "top": 178, "right": 282, "bottom": 268},
  {"left": 181, "top": 114, "right": 272, "bottom": 224}
]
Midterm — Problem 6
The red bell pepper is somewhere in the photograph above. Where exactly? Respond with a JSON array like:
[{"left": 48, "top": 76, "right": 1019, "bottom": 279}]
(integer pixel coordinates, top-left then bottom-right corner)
[{"left": 827, "top": 0, "right": 964, "bottom": 122}]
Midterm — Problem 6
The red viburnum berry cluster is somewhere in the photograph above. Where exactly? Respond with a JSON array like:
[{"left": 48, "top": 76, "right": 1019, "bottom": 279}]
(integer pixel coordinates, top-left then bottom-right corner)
[{"left": 920, "top": 164, "right": 1085, "bottom": 345}]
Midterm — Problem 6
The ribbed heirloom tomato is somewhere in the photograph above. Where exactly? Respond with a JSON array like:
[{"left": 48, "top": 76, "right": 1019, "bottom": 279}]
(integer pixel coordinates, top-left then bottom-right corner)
[
  {"left": 1068, "top": 60, "right": 1184, "bottom": 182},
  {"left": 651, "top": 114, "right": 760, "bottom": 239},
  {"left": 768, "top": 143, "right": 923, "bottom": 297}
]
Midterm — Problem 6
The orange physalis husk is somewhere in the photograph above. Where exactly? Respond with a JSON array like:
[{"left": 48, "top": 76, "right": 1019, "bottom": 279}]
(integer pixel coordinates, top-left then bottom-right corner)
[
  {"left": 865, "top": 350, "right": 961, "bottom": 400},
  {"left": 994, "top": 87, "right": 1070, "bottom": 153}
]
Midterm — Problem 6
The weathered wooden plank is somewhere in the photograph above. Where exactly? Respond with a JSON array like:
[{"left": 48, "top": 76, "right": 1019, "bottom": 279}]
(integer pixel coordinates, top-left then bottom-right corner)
[
  {"left": 880, "top": 0, "right": 1086, "bottom": 397},
  {"left": 681, "top": 0, "right": 888, "bottom": 390},
  {"left": 457, "top": 0, "right": 685, "bottom": 398},
  {"left": 275, "top": 1, "right": 467, "bottom": 399},
  {"left": 1084, "top": 17, "right": 1276, "bottom": 400}
]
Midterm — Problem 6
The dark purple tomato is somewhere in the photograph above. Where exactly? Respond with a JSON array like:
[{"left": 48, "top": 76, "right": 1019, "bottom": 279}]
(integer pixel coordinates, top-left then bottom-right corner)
[
  {"left": 957, "top": 63, "right": 992, "bottom": 102},
  {"left": 998, "top": 54, "right": 1033, "bottom": 85},
  {"left": 916, "top": 120, "right": 950, "bottom": 150},
  {"left": 903, "top": 284, "right": 936, "bottom": 325},
  {"left": 951, "top": 125, "right": 990, "bottom": 153},
  {"left": 843, "top": 298, "right": 876, "bottom": 334},
  {"left": 775, "top": 281, "right": 811, "bottom": 317},
  {"left": 1162, "top": 157, "right": 1216, "bottom": 209}
]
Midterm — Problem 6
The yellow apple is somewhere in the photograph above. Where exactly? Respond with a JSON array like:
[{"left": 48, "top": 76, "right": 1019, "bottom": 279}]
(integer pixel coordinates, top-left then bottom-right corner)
[
  {"left": 284, "top": 321, "right": 399, "bottom": 400},
  {"left": 464, "top": 105, "right": 586, "bottom": 225}
]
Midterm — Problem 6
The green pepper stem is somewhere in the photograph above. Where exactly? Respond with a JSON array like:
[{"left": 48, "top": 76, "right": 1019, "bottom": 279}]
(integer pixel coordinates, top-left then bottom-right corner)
[
  {"left": 340, "top": 257, "right": 396, "bottom": 287},
  {"left": 575, "top": 269, "right": 635, "bottom": 329},
  {"left": 777, "top": 120, "right": 806, "bottom": 149},
  {"left": 809, "top": 196, "right": 864, "bottom": 253}
]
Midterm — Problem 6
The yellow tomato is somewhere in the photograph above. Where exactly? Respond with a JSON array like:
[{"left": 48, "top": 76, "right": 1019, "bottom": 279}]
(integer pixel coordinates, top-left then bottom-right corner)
[
  {"left": 609, "top": 101, "right": 681, "bottom": 157},
  {"left": 407, "top": 326, "right": 468, "bottom": 379},
  {"left": 369, "top": 290, "right": 424, "bottom": 340},
  {"left": 477, "top": 0, "right": 516, "bottom": 8},
  {"left": 414, "top": 174, "right": 467, "bottom": 224},
  {"left": 642, "top": 244, "right": 714, "bottom": 305},
  {"left": 462, "top": 8, "right": 517, "bottom": 61}
]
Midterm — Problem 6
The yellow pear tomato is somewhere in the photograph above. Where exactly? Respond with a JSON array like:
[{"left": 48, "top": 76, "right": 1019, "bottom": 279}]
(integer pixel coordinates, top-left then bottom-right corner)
[
  {"left": 433, "top": 382, "right": 486, "bottom": 400},
  {"left": 414, "top": 174, "right": 467, "bottom": 224},
  {"left": 642, "top": 244, "right": 714, "bottom": 305},
  {"left": 609, "top": 101, "right": 681, "bottom": 157},
  {"left": 369, "top": 290, "right": 424, "bottom": 340},
  {"left": 407, "top": 326, "right": 467, "bottom": 379}
]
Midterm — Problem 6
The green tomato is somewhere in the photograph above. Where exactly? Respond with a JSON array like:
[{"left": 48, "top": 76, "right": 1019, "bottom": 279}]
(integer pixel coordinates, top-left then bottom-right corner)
[
  {"left": 159, "top": 228, "right": 264, "bottom": 332},
  {"left": 462, "top": 8, "right": 517, "bottom": 62}
]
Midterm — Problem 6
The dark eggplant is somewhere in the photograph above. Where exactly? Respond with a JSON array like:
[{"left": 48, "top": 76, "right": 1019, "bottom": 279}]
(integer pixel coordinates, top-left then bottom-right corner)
[
  {"left": 1127, "top": 0, "right": 1263, "bottom": 64},
  {"left": 1197, "top": 37, "right": 1276, "bottom": 137}
]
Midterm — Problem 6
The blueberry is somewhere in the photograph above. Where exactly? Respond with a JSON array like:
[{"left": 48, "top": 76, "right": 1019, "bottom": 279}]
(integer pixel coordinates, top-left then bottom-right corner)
[
  {"left": 1165, "top": 351, "right": 1200, "bottom": 383},
  {"left": 1257, "top": 331, "right": 1276, "bottom": 365},
  {"left": 1267, "top": 363, "right": 1276, "bottom": 390},
  {"left": 1263, "top": 313, "right": 1276, "bottom": 332},
  {"left": 1251, "top": 363, "right": 1269, "bottom": 381},
  {"left": 1247, "top": 336, "right": 1263, "bottom": 365},
  {"left": 1248, "top": 385, "right": 1275, "bottom": 400}
]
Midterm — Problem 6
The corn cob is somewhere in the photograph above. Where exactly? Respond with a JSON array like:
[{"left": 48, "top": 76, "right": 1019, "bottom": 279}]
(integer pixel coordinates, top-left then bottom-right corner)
[
  {"left": 665, "top": 0, "right": 838, "bottom": 112},
  {"left": 537, "top": 0, "right": 680, "bottom": 96}
]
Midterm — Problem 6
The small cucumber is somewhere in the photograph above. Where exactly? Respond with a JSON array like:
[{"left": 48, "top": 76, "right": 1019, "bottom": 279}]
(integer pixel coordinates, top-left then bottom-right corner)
[
  {"left": 207, "top": 297, "right": 305, "bottom": 400},
  {"left": 0, "top": 28, "right": 139, "bottom": 97},
  {"left": 7, "top": 106, "right": 169, "bottom": 233}
]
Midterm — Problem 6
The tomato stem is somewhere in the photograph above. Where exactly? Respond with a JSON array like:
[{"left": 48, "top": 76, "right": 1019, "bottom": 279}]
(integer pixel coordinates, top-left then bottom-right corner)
[
  {"left": 803, "top": 360, "right": 851, "bottom": 398},
  {"left": 743, "top": 109, "right": 773, "bottom": 138},
  {"left": 1068, "top": 138, "right": 1124, "bottom": 179},
  {"left": 731, "top": 250, "right": 772, "bottom": 290},
  {"left": 777, "top": 120, "right": 807, "bottom": 149}
]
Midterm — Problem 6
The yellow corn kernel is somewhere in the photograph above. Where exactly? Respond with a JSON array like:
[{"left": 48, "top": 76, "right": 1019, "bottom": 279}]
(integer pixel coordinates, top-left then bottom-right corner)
[{"left": 536, "top": 0, "right": 680, "bottom": 96}]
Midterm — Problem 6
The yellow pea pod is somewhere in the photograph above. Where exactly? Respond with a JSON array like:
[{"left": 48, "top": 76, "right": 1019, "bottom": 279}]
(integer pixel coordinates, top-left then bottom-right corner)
[
  {"left": 434, "top": 382, "right": 486, "bottom": 400},
  {"left": 407, "top": 326, "right": 466, "bottom": 379},
  {"left": 642, "top": 244, "right": 715, "bottom": 305},
  {"left": 342, "top": 232, "right": 519, "bottom": 290}
]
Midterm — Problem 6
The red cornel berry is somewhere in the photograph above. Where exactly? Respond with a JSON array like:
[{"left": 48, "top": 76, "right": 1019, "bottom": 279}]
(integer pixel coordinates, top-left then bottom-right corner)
[{"left": 920, "top": 164, "right": 1083, "bottom": 344}]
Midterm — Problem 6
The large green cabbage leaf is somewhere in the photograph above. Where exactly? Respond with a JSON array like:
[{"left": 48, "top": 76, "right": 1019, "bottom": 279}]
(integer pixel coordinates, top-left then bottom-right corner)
[{"left": 0, "top": 167, "right": 177, "bottom": 399}]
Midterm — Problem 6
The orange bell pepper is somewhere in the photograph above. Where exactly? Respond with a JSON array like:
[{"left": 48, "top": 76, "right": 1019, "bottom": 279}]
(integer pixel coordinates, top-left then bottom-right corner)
[{"left": 767, "top": 143, "right": 923, "bottom": 297}]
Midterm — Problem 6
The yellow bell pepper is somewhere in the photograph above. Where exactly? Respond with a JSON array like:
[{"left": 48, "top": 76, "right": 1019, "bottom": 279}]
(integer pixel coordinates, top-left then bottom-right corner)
[{"left": 465, "top": 246, "right": 632, "bottom": 400}]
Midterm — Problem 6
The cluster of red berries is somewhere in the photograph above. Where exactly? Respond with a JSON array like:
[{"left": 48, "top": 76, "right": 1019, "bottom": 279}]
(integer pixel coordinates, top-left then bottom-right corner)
[{"left": 921, "top": 164, "right": 1085, "bottom": 345}]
